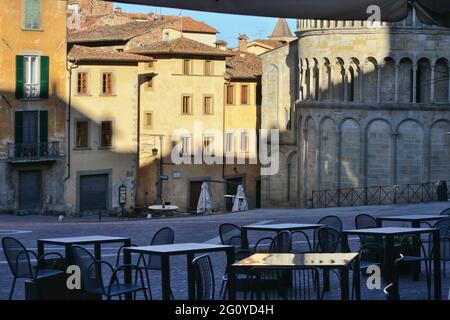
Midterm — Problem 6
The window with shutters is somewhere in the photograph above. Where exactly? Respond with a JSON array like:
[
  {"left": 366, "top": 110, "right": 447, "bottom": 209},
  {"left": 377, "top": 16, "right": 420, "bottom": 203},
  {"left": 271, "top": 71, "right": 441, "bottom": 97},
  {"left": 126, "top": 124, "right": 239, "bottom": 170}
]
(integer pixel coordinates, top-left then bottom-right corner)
[
  {"left": 102, "top": 72, "right": 113, "bottom": 95},
  {"left": 16, "top": 55, "right": 49, "bottom": 99},
  {"left": 101, "top": 121, "right": 113, "bottom": 148},
  {"left": 226, "top": 85, "right": 235, "bottom": 105},
  {"left": 241, "top": 85, "right": 249, "bottom": 104},
  {"left": 225, "top": 131, "right": 235, "bottom": 154},
  {"left": 182, "top": 95, "right": 193, "bottom": 115},
  {"left": 144, "top": 112, "right": 153, "bottom": 130},
  {"left": 203, "top": 136, "right": 215, "bottom": 156},
  {"left": 14, "top": 110, "right": 48, "bottom": 158},
  {"left": 180, "top": 135, "right": 191, "bottom": 157},
  {"left": 23, "top": 0, "right": 41, "bottom": 30},
  {"left": 75, "top": 120, "right": 89, "bottom": 148},
  {"left": 203, "top": 96, "right": 213, "bottom": 115},
  {"left": 77, "top": 72, "right": 88, "bottom": 94},
  {"left": 240, "top": 131, "right": 250, "bottom": 153},
  {"left": 204, "top": 60, "right": 213, "bottom": 75},
  {"left": 146, "top": 76, "right": 154, "bottom": 90},
  {"left": 183, "top": 60, "right": 192, "bottom": 75}
]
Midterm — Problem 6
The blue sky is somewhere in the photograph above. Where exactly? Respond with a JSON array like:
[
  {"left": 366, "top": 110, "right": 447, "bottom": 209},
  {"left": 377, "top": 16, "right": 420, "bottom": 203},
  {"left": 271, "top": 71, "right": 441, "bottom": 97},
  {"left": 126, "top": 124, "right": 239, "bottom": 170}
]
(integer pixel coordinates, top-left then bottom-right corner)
[{"left": 113, "top": 3, "right": 297, "bottom": 47}]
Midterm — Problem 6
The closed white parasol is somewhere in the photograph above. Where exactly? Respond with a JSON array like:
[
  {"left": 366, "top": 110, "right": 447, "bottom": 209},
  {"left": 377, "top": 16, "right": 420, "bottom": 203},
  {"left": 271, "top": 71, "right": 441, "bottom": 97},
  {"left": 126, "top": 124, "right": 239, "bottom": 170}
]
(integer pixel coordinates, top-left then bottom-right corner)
[
  {"left": 232, "top": 184, "right": 249, "bottom": 212},
  {"left": 197, "top": 182, "right": 212, "bottom": 214}
]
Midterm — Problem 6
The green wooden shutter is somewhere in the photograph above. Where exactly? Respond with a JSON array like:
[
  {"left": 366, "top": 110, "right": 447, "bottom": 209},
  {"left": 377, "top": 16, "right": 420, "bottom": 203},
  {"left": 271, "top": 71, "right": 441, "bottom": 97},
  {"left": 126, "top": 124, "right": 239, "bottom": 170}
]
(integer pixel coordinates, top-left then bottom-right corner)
[
  {"left": 39, "top": 111, "right": 48, "bottom": 143},
  {"left": 15, "top": 112, "right": 24, "bottom": 144},
  {"left": 40, "top": 56, "right": 49, "bottom": 99},
  {"left": 16, "top": 56, "right": 24, "bottom": 99}
]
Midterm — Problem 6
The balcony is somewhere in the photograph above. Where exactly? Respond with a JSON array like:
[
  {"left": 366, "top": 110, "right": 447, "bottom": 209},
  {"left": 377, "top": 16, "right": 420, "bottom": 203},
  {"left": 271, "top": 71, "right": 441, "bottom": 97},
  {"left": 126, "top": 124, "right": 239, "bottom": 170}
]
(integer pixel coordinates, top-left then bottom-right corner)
[
  {"left": 7, "top": 142, "right": 62, "bottom": 163},
  {"left": 24, "top": 84, "right": 40, "bottom": 99}
]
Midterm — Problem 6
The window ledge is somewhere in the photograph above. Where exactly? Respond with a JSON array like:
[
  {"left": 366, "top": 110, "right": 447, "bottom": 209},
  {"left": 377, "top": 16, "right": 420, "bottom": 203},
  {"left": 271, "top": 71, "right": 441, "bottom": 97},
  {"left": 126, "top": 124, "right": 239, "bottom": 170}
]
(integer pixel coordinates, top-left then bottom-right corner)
[
  {"left": 22, "top": 28, "right": 44, "bottom": 32},
  {"left": 99, "top": 94, "right": 117, "bottom": 97},
  {"left": 17, "top": 98, "right": 46, "bottom": 101},
  {"left": 73, "top": 147, "right": 91, "bottom": 151},
  {"left": 98, "top": 146, "right": 116, "bottom": 150},
  {"left": 74, "top": 94, "right": 92, "bottom": 97}
]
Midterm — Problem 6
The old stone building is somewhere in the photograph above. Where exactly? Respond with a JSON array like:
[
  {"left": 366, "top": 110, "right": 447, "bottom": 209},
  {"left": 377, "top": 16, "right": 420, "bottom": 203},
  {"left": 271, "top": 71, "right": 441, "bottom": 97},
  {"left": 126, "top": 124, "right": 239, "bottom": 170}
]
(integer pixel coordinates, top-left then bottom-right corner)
[
  {"left": 0, "top": 0, "right": 68, "bottom": 214},
  {"left": 262, "top": 8, "right": 450, "bottom": 208}
]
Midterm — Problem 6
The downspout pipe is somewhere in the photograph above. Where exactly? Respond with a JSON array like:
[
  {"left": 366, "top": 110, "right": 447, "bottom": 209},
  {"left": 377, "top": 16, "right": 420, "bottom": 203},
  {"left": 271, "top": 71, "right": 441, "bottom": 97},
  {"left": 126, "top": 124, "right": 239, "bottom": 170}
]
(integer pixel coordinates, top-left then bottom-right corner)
[{"left": 64, "top": 60, "right": 79, "bottom": 182}]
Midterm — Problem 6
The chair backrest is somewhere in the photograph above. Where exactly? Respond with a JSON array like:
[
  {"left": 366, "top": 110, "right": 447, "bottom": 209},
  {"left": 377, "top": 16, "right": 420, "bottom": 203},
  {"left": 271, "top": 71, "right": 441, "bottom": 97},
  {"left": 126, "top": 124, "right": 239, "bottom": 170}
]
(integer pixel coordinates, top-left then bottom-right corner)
[
  {"left": 355, "top": 214, "right": 378, "bottom": 229},
  {"left": 317, "top": 215, "right": 343, "bottom": 231},
  {"left": 219, "top": 223, "right": 242, "bottom": 247},
  {"left": 71, "top": 245, "right": 104, "bottom": 293},
  {"left": 269, "top": 231, "right": 292, "bottom": 253},
  {"left": 317, "top": 227, "right": 348, "bottom": 253},
  {"left": 291, "top": 231, "right": 312, "bottom": 253},
  {"left": 147, "top": 227, "right": 175, "bottom": 270},
  {"left": 398, "top": 234, "right": 427, "bottom": 259},
  {"left": 250, "top": 267, "right": 320, "bottom": 300},
  {"left": 192, "top": 255, "right": 215, "bottom": 300},
  {"left": 441, "top": 208, "right": 450, "bottom": 216},
  {"left": 151, "top": 227, "right": 175, "bottom": 245},
  {"left": 433, "top": 217, "right": 450, "bottom": 237},
  {"left": 1, "top": 237, "right": 33, "bottom": 278}
]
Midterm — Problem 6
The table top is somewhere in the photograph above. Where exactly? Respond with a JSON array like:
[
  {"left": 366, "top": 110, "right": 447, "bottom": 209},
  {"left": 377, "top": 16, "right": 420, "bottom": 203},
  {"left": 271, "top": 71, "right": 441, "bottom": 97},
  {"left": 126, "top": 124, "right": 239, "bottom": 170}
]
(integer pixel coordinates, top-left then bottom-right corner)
[
  {"left": 242, "top": 223, "right": 324, "bottom": 231},
  {"left": 377, "top": 215, "right": 444, "bottom": 221},
  {"left": 343, "top": 227, "right": 437, "bottom": 236},
  {"left": 38, "top": 235, "right": 130, "bottom": 245},
  {"left": 148, "top": 205, "right": 179, "bottom": 211},
  {"left": 232, "top": 253, "right": 358, "bottom": 268},
  {"left": 124, "top": 243, "right": 233, "bottom": 255}
]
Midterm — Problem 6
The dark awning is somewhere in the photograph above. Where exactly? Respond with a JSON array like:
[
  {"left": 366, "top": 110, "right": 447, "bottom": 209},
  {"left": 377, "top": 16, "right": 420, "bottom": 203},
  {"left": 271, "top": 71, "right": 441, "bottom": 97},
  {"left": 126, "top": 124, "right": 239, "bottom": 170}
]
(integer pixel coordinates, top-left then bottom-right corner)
[{"left": 107, "top": 0, "right": 450, "bottom": 28}]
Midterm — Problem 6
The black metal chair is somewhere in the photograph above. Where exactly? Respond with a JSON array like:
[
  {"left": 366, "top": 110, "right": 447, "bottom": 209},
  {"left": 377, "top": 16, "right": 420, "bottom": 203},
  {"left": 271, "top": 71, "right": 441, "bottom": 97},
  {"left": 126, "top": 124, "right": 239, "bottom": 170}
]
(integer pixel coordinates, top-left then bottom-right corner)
[
  {"left": 192, "top": 255, "right": 215, "bottom": 300},
  {"left": 72, "top": 245, "right": 148, "bottom": 300},
  {"left": 423, "top": 217, "right": 450, "bottom": 277},
  {"left": 219, "top": 223, "right": 246, "bottom": 249},
  {"left": 396, "top": 234, "right": 431, "bottom": 299},
  {"left": 249, "top": 267, "right": 321, "bottom": 300},
  {"left": 383, "top": 254, "right": 404, "bottom": 300},
  {"left": 136, "top": 227, "right": 175, "bottom": 299},
  {"left": 2, "top": 236, "right": 64, "bottom": 300},
  {"left": 291, "top": 230, "right": 313, "bottom": 253},
  {"left": 269, "top": 231, "right": 292, "bottom": 253},
  {"left": 219, "top": 250, "right": 254, "bottom": 299},
  {"left": 441, "top": 208, "right": 450, "bottom": 216},
  {"left": 254, "top": 236, "right": 274, "bottom": 253},
  {"left": 314, "top": 215, "right": 343, "bottom": 250}
]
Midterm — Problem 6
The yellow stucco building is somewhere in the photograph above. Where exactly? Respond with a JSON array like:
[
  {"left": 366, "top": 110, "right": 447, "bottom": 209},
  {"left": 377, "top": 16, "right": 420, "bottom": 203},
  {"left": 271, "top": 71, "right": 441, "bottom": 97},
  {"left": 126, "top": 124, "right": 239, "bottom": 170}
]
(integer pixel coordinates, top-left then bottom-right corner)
[{"left": 0, "top": 0, "right": 68, "bottom": 214}]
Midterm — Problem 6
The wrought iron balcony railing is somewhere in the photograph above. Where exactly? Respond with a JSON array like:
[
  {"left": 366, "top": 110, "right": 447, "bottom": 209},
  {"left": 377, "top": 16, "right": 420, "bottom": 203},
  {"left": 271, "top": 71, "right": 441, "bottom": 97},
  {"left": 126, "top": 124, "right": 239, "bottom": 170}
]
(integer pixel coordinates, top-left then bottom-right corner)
[
  {"left": 24, "top": 84, "right": 40, "bottom": 99},
  {"left": 7, "top": 141, "right": 61, "bottom": 162}
]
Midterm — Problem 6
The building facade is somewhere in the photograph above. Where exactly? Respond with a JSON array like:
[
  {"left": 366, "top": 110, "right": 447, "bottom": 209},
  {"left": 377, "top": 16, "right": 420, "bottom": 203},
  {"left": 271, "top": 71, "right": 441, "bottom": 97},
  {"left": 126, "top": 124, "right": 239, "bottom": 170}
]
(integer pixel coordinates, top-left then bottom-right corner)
[
  {"left": 0, "top": 0, "right": 68, "bottom": 214},
  {"left": 261, "top": 9, "right": 450, "bottom": 208}
]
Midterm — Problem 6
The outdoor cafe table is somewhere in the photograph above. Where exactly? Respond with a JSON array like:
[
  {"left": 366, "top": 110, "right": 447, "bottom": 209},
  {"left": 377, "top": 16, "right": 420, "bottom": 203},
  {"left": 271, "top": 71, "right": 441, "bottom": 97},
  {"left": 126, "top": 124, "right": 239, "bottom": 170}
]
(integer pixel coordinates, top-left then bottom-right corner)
[
  {"left": 342, "top": 227, "right": 441, "bottom": 300},
  {"left": 241, "top": 223, "right": 324, "bottom": 250},
  {"left": 37, "top": 235, "right": 131, "bottom": 262},
  {"left": 124, "top": 243, "right": 235, "bottom": 300},
  {"left": 231, "top": 253, "right": 360, "bottom": 300},
  {"left": 376, "top": 215, "right": 444, "bottom": 228}
]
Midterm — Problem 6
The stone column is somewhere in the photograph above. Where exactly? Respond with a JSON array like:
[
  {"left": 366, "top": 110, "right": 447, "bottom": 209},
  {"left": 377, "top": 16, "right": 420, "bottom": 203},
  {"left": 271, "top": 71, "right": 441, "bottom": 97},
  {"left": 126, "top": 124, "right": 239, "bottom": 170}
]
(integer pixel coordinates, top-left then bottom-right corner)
[
  {"left": 344, "top": 70, "right": 349, "bottom": 102},
  {"left": 359, "top": 69, "right": 364, "bottom": 102},
  {"left": 377, "top": 65, "right": 382, "bottom": 103},
  {"left": 412, "top": 64, "right": 417, "bottom": 103},
  {"left": 431, "top": 65, "right": 435, "bottom": 103},
  {"left": 317, "top": 67, "right": 322, "bottom": 101},
  {"left": 394, "top": 64, "right": 399, "bottom": 103}
]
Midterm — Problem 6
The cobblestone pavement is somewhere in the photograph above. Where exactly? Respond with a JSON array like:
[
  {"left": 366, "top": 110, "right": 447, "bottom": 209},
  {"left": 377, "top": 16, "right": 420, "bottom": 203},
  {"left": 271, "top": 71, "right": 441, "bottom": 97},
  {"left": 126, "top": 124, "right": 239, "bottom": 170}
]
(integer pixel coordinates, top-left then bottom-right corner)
[{"left": 0, "top": 201, "right": 449, "bottom": 300}]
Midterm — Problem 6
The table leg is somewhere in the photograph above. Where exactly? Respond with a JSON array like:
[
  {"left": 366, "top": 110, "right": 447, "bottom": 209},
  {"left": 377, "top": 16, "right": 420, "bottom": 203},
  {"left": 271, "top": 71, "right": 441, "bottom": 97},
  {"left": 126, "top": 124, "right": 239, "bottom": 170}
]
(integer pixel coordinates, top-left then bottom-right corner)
[
  {"left": 37, "top": 241, "right": 44, "bottom": 259},
  {"left": 94, "top": 243, "right": 101, "bottom": 261},
  {"left": 339, "top": 267, "right": 349, "bottom": 300},
  {"left": 354, "top": 256, "right": 361, "bottom": 300},
  {"left": 242, "top": 229, "right": 249, "bottom": 250},
  {"left": 187, "top": 253, "right": 196, "bottom": 300},
  {"left": 65, "top": 244, "right": 72, "bottom": 266},
  {"left": 161, "top": 255, "right": 171, "bottom": 300},
  {"left": 384, "top": 235, "right": 398, "bottom": 300},
  {"left": 123, "top": 240, "right": 132, "bottom": 300},
  {"left": 411, "top": 221, "right": 421, "bottom": 280},
  {"left": 376, "top": 218, "right": 383, "bottom": 228},
  {"left": 226, "top": 248, "right": 236, "bottom": 300},
  {"left": 432, "top": 230, "right": 441, "bottom": 300}
]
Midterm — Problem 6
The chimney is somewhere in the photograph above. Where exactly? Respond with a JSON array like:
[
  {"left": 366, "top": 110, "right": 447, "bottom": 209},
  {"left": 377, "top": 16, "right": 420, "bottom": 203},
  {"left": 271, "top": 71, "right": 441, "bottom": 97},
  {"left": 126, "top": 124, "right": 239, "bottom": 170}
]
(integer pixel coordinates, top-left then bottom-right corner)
[
  {"left": 215, "top": 40, "right": 228, "bottom": 51},
  {"left": 238, "top": 34, "right": 248, "bottom": 52}
]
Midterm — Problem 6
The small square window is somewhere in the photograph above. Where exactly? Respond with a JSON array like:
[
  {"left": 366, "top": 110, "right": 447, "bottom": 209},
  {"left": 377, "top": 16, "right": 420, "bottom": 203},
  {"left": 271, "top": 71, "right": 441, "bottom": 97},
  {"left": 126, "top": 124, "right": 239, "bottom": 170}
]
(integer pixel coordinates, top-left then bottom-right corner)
[
  {"left": 226, "top": 85, "right": 235, "bottom": 105},
  {"left": 77, "top": 72, "right": 88, "bottom": 94},
  {"left": 101, "top": 121, "right": 113, "bottom": 148},
  {"left": 76, "top": 120, "right": 88, "bottom": 148},
  {"left": 241, "top": 85, "right": 249, "bottom": 105},
  {"left": 144, "top": 112, "right": 153, "bottom": 130},
  {"left": 183, "top": 60, "right": 192, "bottom": 75},
  {"left": 204, "top": 60, "right": 213, "bottom": 75},
  {"left": 102, "top": 72, "right": 113, "bottom": 95},
  {"left": 182, "top": 95, "right": 192, "bottom": 115},
  {"left": 203, "top": 96, "right": 213, "bottom": 115}
]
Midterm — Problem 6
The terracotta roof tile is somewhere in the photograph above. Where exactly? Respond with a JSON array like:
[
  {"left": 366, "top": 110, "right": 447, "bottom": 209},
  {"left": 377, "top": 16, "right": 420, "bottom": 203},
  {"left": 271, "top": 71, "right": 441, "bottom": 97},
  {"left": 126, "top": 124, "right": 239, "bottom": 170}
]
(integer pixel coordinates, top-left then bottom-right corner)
[
  {"left": 249, "top": 39, "right": 287, "bottom": 49},
  {"left": 226, "top": 51, "right": 262, "bottom": 79},
  {"left": 160, "top": 16, "right": 218, "bottom": 34},
  {"left": 128, "top": 36, "right": 232, "bottom": 57},
  {"left": 68, "top": 45, "right": 153, "bottom": 62}
]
